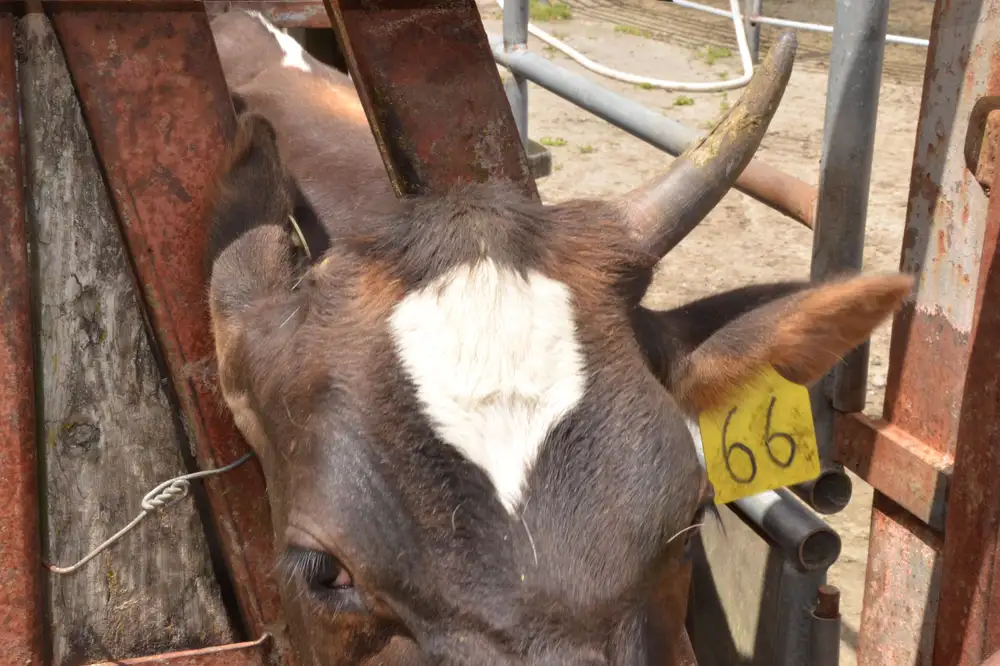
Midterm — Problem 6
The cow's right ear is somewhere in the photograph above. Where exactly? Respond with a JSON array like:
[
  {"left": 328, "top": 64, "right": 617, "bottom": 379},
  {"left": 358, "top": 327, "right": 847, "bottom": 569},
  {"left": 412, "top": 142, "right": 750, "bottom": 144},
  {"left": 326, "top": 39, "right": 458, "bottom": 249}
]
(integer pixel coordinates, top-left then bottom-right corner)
[
  {"left": 635, "top": 274, "right": 913, "bottom": 414},
  {"left": 207, "top": 112, "right": 301, "bottom": 388}
]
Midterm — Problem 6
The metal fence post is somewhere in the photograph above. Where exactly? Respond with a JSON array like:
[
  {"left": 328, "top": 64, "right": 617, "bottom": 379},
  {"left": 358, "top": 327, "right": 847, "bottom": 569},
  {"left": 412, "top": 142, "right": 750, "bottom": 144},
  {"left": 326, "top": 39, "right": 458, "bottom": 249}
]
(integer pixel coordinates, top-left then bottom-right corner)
[
  {"left": 503, "top": 0, "right": 530, "bottom": 144},
  {"left": 744, "top": 0, "right": 762, "bottom": 63},
  {"left": 807, "top": 0, "right": 891, "bottom": 512},
  {"left": 812, "top": 0, "right": 891, "bottom": 412}
]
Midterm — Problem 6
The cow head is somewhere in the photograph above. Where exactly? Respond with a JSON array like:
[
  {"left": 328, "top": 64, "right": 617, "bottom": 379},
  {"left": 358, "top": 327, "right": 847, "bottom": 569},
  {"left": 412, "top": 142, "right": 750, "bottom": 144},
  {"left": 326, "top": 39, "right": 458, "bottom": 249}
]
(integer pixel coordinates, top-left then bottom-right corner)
[{"left": 207, "top": 11, "right": 912, "bottom": 664}]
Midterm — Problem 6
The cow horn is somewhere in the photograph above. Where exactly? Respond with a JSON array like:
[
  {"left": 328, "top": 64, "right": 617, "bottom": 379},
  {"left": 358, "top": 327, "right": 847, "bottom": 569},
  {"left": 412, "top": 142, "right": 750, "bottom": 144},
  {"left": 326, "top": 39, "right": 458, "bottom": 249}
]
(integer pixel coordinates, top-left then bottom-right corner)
[{"left": 618, "top": 30, "right": 797, "bottom": 258}]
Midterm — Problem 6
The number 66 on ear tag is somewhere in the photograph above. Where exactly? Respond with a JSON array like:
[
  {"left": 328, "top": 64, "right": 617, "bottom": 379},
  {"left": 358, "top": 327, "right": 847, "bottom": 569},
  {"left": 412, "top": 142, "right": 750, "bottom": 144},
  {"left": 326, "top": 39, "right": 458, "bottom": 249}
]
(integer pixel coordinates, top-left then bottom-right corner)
[{"left": 698, "top": 366, "right": 821, "bottom": 505}]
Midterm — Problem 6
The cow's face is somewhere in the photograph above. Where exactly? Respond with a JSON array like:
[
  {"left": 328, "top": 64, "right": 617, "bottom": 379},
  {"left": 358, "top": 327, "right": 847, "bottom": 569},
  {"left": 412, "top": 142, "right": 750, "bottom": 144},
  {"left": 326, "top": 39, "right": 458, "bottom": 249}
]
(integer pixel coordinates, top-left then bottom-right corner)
[{"left": 206, "top": 17, "right": 911, "bottom": 665}]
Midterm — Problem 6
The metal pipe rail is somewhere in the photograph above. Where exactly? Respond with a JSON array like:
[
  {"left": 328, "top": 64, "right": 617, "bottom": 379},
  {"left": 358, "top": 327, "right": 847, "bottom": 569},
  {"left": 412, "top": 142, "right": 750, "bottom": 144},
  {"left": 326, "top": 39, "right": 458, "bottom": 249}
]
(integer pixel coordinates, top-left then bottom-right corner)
[
  {"left": 488, "top": 35, "right": 817, "bottom": 229},
  {"left": 670, "top": 0, "right": 929, "bottom": 49}
]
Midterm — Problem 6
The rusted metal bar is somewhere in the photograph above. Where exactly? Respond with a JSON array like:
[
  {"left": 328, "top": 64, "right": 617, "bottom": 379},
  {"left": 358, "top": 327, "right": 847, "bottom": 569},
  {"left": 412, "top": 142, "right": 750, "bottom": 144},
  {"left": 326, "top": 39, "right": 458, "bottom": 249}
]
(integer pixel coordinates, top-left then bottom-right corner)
[
  {"left": 0, "top": 10, "right": 46, "bottom": 666},
  {"left": 86, "top": 635, "right": 271, "bottom": 666},
  {"left": 46, "top": 5, "right": 288, "bottom": 652},
  {"left": 834, "top": 412, "right": 951, "bottom": 531},
  {"left": 857, "top": 494, "right": 942, "bottom": 666},
  {"left": 736, "top": 160, "right": 817, "bottom": 229},
  {"left": 321, "top": 0, "right": 537, "bottom": 199},
  {"left": 848, "top": 1, "right": 1000, "bottom": 665},
  {"left": 931, "top": 94, "right": 1000, "bottom": 666}
]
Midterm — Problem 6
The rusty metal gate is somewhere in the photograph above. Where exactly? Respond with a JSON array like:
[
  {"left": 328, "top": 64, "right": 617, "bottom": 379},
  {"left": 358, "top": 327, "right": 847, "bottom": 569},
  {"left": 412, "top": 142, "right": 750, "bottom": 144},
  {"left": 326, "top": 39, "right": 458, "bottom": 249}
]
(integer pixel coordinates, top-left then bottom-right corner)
[{"left": 1, "top": 0, "right": 999, "bottom": 665}]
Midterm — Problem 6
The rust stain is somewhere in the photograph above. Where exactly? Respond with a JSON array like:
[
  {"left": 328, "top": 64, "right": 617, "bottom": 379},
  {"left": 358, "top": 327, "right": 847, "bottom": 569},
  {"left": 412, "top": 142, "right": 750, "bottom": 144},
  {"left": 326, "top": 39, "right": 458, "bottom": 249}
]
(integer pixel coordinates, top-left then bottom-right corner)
[
  {"left": 931, "top": 47, "right": 1000, "bottom": 662},
  {"left": 858, "top": 495, "right": 943, "bottom": 666},
  {"left": 854, "top": 2, "right": 1000, "bottom": 665},
  {"left": 0, "top": 12, "right": 45, "bottom": 666},
  {"left": 834, "top": 412, "right": 952, "bottom": 531},
  {"left": 320, "top": 0, "right": 537, "bottom": 199}
]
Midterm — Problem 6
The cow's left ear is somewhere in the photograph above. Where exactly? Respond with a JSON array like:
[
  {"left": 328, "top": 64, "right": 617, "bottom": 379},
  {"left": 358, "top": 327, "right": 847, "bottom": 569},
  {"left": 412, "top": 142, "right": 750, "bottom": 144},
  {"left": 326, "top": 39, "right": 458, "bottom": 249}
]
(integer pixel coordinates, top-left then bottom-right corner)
[{"left": 634, "top": 274, "right": 913, "bottom": 413}]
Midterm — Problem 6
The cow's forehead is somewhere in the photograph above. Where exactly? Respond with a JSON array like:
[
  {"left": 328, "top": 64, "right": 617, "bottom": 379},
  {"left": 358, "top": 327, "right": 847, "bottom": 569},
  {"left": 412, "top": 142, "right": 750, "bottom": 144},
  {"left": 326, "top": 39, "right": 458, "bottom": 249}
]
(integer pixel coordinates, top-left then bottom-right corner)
[{"left": 282, "top": 307, "right": 701, "bottom": 608}]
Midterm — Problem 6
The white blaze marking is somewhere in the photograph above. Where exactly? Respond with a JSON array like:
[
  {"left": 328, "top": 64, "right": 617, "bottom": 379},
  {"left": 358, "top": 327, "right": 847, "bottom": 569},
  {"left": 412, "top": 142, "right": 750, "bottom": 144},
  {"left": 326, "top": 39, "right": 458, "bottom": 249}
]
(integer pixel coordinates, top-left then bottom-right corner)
[
  {"left": 248, "top": 11, "right": 313, "bottom": 72},
  {"left": 389, "top": 259, "right": 587, "bottom": 514}
]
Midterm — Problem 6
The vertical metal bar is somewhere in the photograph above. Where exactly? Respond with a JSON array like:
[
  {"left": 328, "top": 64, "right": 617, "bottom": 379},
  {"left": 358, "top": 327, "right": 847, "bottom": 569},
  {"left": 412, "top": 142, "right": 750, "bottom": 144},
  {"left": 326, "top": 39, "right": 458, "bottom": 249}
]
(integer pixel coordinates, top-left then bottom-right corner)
[
  {"left": 931, "top": 113, "right": 1000, "bottom": 666},
  {"left": 810, "top": 585, "right": 842, "bottom": 666},
  {"left": 503, "top": 0, "right": 530, "bottom": 144},
  {"left": 321, "top": 0, "right": 537, "bottom": 199},
  {"left": 854, "top": 0, "right": 999, "bottom": 662},
  {"left": 811, "top": 0, "right": 890, "bottom": 413},
  {"left": 744, "top": 0, "right": 762, "bottom": 64},
  {"left": 808, "top": 0, "right": 890, "bottom": 514},
  {"left": 775, "top": 560, "right": 828, "bottom": 666},
  {"left": 0, "top": 11, "right": 46, "bottom": 666}
]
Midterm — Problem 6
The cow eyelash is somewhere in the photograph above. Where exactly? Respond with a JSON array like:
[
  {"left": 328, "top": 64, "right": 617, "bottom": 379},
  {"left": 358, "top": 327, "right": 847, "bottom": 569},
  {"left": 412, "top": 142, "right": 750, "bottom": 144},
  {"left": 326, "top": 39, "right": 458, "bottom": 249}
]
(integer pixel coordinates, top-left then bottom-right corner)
[{"left": 280, "top": 546, "right": 355, "bottom": 596}]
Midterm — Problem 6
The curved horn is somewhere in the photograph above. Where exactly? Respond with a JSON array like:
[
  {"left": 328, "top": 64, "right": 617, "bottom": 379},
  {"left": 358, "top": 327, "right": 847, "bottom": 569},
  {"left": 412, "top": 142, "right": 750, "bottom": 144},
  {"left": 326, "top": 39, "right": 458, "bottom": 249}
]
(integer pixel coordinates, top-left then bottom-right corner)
[{"left": 619, "top": 30, "right": 797, "bottom": 258}]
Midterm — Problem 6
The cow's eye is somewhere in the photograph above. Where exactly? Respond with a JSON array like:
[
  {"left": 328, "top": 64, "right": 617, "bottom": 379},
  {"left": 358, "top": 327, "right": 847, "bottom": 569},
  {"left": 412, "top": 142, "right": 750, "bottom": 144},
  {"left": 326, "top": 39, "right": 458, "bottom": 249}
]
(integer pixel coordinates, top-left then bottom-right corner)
[
  {"left": 282, "top": 546, "right": 356, "bottom": 594},
  {"left": 281, "top": 546, "right": 371, "bottom": 615},
  {"left": 314, "top": 555, "right": 354, "bottom": 591},
  {"left": 304, "top": 550, "right": 354, "bottom": 593}
]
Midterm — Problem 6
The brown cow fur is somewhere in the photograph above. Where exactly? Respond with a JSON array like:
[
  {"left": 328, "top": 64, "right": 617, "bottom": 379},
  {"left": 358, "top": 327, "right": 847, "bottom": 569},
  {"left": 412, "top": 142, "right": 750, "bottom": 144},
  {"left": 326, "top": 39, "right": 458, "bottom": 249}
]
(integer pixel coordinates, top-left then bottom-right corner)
[{"left": 208, "top": 10, "right": 913, "bottom": 665}]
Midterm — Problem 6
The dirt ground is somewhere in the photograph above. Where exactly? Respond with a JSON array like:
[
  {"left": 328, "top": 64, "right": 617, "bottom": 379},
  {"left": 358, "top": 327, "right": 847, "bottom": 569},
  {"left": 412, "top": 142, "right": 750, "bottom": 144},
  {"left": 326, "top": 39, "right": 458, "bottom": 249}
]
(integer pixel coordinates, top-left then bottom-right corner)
[{"left": 478, "top": 1, "right": 931, "bottom": 663}]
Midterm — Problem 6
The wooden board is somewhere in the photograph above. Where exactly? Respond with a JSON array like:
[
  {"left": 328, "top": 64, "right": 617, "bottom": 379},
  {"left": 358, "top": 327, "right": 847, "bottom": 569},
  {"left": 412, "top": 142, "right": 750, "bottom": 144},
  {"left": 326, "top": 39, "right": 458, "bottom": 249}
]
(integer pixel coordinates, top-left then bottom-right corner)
[{"left": 16, "top": 13, "right": 237, "bottom": 664}]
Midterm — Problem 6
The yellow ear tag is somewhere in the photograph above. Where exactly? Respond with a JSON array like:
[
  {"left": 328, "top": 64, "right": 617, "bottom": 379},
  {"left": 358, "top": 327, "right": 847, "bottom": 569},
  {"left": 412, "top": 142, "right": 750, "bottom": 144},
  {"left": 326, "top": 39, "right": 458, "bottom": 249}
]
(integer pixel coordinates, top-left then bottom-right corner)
[{"left": 698, "top": 366, "right": 821, "bottom": 505}]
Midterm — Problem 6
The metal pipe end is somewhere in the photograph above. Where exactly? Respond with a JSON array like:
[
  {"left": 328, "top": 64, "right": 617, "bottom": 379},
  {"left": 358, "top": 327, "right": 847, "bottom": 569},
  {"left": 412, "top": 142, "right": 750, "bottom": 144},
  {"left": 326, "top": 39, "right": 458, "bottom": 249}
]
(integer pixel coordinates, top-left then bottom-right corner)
[
  {"left": 793, "top": 467, "right": 853, "bottom": 514},
  {"left": 798, "top": 529, "right": 842, "bottom": 572}
]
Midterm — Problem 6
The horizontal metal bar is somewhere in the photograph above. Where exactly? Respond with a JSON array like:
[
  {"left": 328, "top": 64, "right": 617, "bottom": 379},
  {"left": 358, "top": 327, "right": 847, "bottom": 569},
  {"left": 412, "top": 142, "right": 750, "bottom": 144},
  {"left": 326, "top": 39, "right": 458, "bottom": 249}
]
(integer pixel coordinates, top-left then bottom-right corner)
[
  {"left": 731, "top": 487, "right": 842, "bottom": 572},
  {"left": 85, "top": 635, "right": 271, "bottom": 666},
  {"left": 833, "top": 411, "right": 952, "bottom": 531},
  {"left": 488, "top": 34, "right": 817, "bottom": 229},
  {"left": 788, "top": 462, "right": 853, "bottom": 515},
  {"left": 669, "top": 0, "right": 930, "bottom": 47}
]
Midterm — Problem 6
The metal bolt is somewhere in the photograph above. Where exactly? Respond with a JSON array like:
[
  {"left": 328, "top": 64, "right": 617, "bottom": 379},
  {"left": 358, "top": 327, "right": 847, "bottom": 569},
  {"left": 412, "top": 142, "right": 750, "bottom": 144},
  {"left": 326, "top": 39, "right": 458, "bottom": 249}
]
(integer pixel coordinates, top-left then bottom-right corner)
[{"left": 814, "top": 584, "right": 841, "bottom": 620}]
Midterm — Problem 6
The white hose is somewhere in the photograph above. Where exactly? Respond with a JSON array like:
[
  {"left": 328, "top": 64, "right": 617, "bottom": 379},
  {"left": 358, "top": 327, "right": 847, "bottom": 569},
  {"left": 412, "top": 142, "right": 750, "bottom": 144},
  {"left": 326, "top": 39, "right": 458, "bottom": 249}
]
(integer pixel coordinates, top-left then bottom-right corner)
[
  {"left": 495, "top": 0, "right": 755, "bottom": 92},
  {"left": 671, "top": 0, "right": 930, "bottom": 48}
]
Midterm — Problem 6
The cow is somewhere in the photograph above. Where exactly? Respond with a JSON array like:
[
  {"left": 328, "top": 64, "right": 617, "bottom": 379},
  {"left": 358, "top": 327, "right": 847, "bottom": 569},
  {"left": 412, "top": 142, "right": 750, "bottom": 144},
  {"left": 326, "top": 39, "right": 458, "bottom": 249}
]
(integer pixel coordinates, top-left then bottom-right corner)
[{"left": 206, "top": 10, "right": 912, "bottom": 665}]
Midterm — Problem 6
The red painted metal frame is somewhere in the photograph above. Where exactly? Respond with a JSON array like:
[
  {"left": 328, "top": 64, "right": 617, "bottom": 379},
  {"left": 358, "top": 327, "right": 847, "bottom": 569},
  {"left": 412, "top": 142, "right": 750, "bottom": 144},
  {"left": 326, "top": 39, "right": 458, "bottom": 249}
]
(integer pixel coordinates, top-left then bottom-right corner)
[
  {"left": 931, "top": 96, "right": 1000, "bottom": 666},
  {"left": 835, "top": 412, "right": 951, "bottom": 531},
  {"left": 321, "top": 0, "right": 537, "bottom": 199},
  {"left": 0, "top": 9, "right": 46, "bottom": 666},
  {"left": 43, "top": 5, "right": 292, "bottom": 661},
  {"left": 829, "top": 1, "right": 1000, "bottom": 665}
]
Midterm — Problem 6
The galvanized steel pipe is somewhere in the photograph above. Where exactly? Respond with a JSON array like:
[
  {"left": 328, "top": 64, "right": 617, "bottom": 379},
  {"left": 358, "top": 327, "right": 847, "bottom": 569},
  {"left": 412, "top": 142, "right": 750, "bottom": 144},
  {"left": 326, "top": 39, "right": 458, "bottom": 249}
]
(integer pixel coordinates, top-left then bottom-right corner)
[
  {"left": 502, "top": 0, "right": 530, "bottom": 144},
  {"left": 732, "top": 488, "right": 842, "bottom": 572},
  {"left": 803, "top": 0, "right": 891, "bottom": 518},
  {"left": 488, "top": 35, "right": 817, "bottom": 229},
  {"left": 812, "top": 0, "right": 891, "bottom": 413}
]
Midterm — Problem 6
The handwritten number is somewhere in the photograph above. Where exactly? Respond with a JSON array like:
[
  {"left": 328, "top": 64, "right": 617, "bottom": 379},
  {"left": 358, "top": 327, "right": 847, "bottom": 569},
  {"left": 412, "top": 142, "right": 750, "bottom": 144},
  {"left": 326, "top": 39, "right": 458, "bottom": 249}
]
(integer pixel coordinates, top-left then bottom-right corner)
[
  {"left": 763, "top": 396, "right": 796, "bottom": 468},
  {"left": 721, "top": 407, "right": 757, "bottom": 484},
  {"left": 719, "top": 397, "right": 798, "bottom": 484}
]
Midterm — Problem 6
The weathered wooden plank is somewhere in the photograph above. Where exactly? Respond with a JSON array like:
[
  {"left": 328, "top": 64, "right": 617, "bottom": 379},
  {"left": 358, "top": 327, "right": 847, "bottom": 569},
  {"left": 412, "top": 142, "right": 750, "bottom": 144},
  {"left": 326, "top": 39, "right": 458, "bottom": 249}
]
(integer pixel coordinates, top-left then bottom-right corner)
[{"left": 17, "top": 13, "right": 236, "bottom": 665}]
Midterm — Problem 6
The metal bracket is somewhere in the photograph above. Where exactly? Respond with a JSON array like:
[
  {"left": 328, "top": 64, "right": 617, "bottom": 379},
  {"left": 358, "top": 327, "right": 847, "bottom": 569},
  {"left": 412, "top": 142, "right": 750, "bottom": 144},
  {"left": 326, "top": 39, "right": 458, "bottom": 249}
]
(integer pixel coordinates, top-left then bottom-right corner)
[{"left": 966, "top": 96, "right": 1000, "bottom": 195}]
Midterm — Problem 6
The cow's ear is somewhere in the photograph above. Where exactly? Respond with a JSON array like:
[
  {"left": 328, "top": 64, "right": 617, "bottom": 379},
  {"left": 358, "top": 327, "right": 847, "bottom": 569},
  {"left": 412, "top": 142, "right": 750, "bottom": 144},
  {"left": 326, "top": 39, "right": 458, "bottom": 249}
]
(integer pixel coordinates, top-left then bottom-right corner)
[{"left": 635, "top": 274, "right": 913, "bottom": 413}]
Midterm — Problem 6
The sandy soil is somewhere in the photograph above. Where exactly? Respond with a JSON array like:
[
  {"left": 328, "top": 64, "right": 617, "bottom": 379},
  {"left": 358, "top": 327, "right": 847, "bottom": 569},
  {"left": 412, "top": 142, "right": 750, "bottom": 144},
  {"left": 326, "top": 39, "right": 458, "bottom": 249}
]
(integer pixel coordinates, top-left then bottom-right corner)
[{"left": 478, "top": 1, "right": 930, "bottom": 662}]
